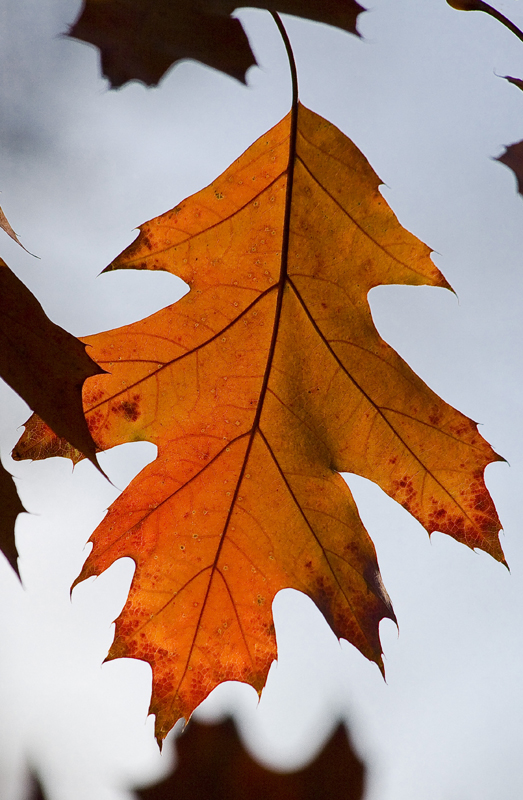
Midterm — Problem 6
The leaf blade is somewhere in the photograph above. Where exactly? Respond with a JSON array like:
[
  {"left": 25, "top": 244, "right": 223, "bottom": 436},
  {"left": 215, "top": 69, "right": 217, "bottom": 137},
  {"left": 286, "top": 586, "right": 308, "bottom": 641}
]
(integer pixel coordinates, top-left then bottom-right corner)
[{"left": 17, "top": 105, "right": 503, "bottom": 741}]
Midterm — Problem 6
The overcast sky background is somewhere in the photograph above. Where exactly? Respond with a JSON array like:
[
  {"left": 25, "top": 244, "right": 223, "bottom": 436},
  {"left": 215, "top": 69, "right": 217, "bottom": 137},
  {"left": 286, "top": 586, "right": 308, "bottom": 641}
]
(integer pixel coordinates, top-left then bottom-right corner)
[{"left": 1, "top": 0, "right": 523, "bottom": 798}]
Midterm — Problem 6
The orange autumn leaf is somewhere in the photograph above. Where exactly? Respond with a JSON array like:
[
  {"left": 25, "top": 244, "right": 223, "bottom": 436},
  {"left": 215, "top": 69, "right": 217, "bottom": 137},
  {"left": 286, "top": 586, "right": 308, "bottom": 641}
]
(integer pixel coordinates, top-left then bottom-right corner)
[{"left": 15, "top": 102, "right": 504, "bottom": 743}]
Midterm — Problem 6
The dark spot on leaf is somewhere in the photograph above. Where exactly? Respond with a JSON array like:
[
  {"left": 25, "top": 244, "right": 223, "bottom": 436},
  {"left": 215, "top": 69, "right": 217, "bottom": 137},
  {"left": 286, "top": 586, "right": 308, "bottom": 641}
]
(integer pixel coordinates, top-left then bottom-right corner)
[{"left": 113, "top": 400, "right": 140, "bottom": 422}]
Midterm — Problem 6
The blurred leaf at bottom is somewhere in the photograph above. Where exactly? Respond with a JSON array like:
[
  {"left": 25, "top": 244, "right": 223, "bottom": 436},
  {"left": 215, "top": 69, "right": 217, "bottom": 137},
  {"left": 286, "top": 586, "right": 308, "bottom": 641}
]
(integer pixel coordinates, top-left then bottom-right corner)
[{"left": 136, "top": 717, "right": 365, "bottom": 800}]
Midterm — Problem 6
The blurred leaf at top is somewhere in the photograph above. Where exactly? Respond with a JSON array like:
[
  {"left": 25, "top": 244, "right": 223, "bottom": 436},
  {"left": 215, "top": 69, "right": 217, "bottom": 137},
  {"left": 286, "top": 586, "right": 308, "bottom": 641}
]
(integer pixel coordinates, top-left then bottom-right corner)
[{"left": 69, "top": 0, "right": 365, "bottom": 88}]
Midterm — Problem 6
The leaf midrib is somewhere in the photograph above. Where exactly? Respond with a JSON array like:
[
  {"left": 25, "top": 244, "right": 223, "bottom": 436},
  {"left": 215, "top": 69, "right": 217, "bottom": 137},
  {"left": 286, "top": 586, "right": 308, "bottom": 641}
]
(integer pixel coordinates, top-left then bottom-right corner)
[{"left": 168, "top": 98, "right": 301, "bottom": 703}]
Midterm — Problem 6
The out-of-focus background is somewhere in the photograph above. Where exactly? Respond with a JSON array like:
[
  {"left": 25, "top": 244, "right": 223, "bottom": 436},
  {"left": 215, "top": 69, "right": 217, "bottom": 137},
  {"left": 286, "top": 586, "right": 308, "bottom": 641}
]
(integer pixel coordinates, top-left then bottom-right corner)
[{"left": 1, "top": 1, "right": 523, "bottom": 798}]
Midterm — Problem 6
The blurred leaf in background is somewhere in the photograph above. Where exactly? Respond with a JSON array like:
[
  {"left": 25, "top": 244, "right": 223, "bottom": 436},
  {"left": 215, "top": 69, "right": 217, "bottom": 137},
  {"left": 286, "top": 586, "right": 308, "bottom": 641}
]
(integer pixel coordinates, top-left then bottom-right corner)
[{"left": 136, "top": 717, "right": 365, "bottom": 800}]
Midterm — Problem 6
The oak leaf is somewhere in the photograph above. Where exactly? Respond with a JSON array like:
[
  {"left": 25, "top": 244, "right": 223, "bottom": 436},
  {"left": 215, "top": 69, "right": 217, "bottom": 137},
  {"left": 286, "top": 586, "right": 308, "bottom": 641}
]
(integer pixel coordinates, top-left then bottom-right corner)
[
  {"left": 15, "top": 104, "right": 504, "bottom": 743},
  {"left": 69, "top": 0, "right": 364, "bottom": 88},
  {"left": 136, "top": 717, "right": 365, "bottom": 800}
]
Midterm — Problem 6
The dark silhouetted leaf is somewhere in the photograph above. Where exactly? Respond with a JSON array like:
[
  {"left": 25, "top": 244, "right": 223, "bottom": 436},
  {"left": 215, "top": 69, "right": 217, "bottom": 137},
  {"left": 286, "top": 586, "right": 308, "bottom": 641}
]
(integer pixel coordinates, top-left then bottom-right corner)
[
  {"left": 447, "top": 0, "right": 489, "bottom": 9},
  {"left": 1, "top": 259, "right": 104, "bottom": 471},
  {"left": 136, "top": 717, "right": 365, "bottom": 800},
  {"left": 27, "top": 773, "right": 47, "bottom": 800},
  {"left": 503, "top": 75, "right": 523, "bottom": 92},
  {"left": 69, "top": 0, "right": 365, "bottom": 88},
  {"left": 497, "top": 140, "right": 523, "bottom": 195},
  {"left": 0, "top": 457, "right": 25, "bottom": 576}
]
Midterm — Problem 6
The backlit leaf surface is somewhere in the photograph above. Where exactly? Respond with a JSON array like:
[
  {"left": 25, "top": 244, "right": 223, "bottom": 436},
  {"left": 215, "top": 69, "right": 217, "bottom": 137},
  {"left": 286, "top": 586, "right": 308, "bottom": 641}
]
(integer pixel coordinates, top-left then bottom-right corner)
[{"left": 15, "top": 104, "right": 504, "bottom": 742}]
